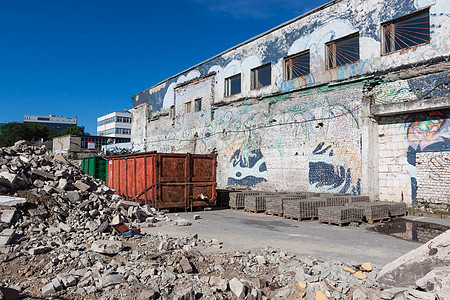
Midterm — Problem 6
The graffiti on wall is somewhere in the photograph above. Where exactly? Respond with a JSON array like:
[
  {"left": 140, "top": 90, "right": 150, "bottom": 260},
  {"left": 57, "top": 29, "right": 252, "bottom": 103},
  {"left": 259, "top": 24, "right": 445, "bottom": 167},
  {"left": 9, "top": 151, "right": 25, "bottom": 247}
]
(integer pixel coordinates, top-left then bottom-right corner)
[
  {"left": 405, "top": 109, "right": 450, "bottom": 204},
  {"left": 227, "top": 148, "right": 268, "bottom": 187},
  {"left": 308, "top": 142, "right": 362, "bottom": 195}
]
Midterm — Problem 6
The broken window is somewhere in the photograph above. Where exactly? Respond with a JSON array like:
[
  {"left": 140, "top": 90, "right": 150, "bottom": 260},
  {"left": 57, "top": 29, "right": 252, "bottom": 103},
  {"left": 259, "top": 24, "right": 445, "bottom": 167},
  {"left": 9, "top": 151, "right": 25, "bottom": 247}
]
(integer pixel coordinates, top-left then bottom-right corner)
[
  {"left": 284, "top": 50, "right": 310, "bottom": 81},
  {"left": 225, "top": 74, "right": 241, "bottom": 96},
  {"left": 251, "top": 64, "right": 271, "bottom": 89},
  {"left": 185, "top": 101, "right": 191, "bottom": 113},
  {"left": 382, "top": 9, "right": 430, "bottom": 55},
  {"left": 326, "top": 33, "right": 359, "bottom": 69},
  {"left": 194, "top": 98, "right": 202, "bottom": 112}
]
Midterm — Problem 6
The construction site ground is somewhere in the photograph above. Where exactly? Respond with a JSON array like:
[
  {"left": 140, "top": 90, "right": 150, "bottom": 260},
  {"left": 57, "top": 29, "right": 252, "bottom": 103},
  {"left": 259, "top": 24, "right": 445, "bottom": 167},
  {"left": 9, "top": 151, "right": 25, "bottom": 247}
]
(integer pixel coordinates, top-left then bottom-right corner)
[{"left": 142, "top": 208, "right": 450, "bottom": 267}]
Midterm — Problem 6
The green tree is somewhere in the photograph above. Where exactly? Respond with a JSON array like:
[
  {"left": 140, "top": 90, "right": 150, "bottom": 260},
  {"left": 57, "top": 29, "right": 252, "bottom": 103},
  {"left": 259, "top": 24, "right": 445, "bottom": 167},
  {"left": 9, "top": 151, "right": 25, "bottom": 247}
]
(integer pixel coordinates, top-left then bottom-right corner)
[
  {"left": 61, "top": 125, "right": 89, "bottom": 136},
  {"left": 0, "top": 122, "right": 49, "bottom": 147}
]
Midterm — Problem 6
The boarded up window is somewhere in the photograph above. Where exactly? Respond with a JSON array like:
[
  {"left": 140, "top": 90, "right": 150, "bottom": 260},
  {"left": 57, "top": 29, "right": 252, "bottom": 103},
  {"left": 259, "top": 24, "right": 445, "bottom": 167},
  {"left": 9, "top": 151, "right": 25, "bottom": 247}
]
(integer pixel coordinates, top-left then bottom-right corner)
[
  {"left": 225, "top": 74, "right": 241, "bottom": 96},
  {"left": 382, "top": 9, "right": 430, "bottom": 55},
  {"left": 284, "top": 50, "right": 310, "bottom": 81},
  {"left": 185, "top": 101, "right": 191, "bottom": 113},
  {"left": 326, "top": 33, "right": 359, "bottom": 69},
  {"left": 251, "top": 64, "right": 271, "bottom": 89}
]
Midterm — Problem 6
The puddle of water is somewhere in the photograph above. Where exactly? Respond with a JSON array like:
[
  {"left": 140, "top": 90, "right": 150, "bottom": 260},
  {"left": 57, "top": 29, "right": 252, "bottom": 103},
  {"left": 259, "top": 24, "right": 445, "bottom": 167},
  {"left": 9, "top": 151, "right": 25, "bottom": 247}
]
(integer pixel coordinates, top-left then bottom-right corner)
[{"left": 367, "top": 218, "right": 449, "bottom": 243}]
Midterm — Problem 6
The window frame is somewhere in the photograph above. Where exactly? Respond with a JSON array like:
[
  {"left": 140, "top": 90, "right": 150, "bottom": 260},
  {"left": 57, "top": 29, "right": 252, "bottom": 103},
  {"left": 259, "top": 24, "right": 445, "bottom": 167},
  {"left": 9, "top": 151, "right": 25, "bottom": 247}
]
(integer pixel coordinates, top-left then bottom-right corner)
[
  {"left": 185, "top": 101, "right": 192, "bottom": 113},
  {"left": 284, "top": 50, "right": 310, "bottom": 81},
  {"left": 225, "top": 73, "right": 242, "bottom": 97},
  {"left": 381, "top": 8, "right": 430, "bottom": 56},
  {"left": 325, "top": 32, "right": 360, "bottom": 70},
  {"left": 251, "top": 63, "right": 272, "bottom": 90},
  {"left": 194, "top": 98, "right": 202, "bottom": 112}
]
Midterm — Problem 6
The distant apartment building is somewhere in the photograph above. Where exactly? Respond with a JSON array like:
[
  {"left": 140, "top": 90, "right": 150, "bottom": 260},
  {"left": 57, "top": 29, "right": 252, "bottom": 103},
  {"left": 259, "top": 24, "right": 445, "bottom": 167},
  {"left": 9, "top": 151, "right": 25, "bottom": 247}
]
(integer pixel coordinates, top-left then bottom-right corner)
[
  {"left": 97, "top": 111, "right": 132, "bottom": 138},
  {"left": 24, "top": 115, "right": 77, "bottom": 132}
]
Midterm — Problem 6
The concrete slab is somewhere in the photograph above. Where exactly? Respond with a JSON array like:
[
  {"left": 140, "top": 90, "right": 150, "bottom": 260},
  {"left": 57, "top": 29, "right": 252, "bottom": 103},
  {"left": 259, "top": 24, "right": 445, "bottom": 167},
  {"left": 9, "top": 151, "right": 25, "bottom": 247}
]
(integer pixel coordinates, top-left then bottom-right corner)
[{"left": 0, "top": 196, "right": 27, "bottom": 207}]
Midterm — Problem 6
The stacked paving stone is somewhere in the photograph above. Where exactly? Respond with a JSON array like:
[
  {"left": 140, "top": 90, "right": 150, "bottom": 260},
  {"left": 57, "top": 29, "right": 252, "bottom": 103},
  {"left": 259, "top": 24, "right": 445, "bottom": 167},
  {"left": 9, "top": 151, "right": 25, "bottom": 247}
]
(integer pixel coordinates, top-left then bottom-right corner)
[
  {"left": 283, "top": 197, "right": 327, "bottom": 219},
  {"left": 244, "top": 193, "right": 267, "bottom": 211},
  {"left": 324, "top": 195, "right": 370, "bottom": 206},
  {"left": 383, "top": 201, "right": 407, "bottom": 217},
  {"left": 229, "top": 191, "right": 244, "bottom": 209},
  {"left": 350, "top": 202, "right": 391, "bottom": 221},
  {"left": 318, "top": 206, "right": 365, "bottom": 224}
]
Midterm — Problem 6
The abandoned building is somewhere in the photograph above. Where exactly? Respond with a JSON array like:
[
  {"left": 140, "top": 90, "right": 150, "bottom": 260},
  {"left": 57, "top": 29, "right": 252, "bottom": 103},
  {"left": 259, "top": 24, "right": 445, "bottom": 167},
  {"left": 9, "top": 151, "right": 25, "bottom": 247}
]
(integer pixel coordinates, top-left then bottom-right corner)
[{"left": 129, "top": 0, "right": 449, "bottom": 209}]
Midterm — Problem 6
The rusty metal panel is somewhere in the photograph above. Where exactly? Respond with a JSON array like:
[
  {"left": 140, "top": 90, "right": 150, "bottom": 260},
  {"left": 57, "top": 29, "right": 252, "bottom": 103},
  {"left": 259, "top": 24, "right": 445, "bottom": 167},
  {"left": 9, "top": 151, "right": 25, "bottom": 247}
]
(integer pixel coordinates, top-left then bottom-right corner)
[
  {"left": 106, "top": 152, "right": 217, "bottom": 210},
  {"left": 119, "top": 159, "right": 127, "bottom": 197},
  {"left": 191, "top": 154, "right": 216, "bottom": 206},
  {"left": 157, "top": 153, "right": 188, "bottom": 208},
  {"left": 126, "top": 158, "right": 136, "bottom": 200}
]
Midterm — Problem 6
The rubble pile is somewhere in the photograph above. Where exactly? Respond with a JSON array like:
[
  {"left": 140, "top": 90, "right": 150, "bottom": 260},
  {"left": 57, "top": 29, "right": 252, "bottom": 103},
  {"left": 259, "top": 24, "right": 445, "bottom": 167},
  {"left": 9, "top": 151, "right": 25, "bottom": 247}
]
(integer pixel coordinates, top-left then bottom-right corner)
[{"left": 0, "top": 141, "right": 446, "bottom": 299}]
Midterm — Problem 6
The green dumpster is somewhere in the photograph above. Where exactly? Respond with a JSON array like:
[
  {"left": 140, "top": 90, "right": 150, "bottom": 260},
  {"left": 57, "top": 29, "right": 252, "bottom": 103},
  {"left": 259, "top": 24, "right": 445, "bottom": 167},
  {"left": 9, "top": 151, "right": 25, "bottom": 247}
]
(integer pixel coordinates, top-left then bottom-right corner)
[{"left": 81, "top": 156, "right": 107, "bottom": 182}]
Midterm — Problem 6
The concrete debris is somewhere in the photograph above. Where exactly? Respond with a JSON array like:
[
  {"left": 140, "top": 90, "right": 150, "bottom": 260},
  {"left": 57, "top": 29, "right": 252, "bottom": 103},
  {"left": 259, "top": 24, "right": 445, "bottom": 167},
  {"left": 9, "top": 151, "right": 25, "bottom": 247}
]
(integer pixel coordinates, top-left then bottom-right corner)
[
  {"left": 91, "top": 240, "right": 123, "bottom": 255},
  {"left": 377, "top": 229, "right": 450, "bottom": 289},
  {"left": 0, "top": 141, "right": 445, "bottom": 299}
]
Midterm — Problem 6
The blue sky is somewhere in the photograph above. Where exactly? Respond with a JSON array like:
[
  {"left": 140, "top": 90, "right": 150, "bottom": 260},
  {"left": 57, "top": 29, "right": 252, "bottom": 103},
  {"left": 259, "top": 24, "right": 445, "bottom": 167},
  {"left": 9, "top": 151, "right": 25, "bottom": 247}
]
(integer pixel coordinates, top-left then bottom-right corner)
[{"left": 0, "top": 0, "right": 329, "bottom": 134}]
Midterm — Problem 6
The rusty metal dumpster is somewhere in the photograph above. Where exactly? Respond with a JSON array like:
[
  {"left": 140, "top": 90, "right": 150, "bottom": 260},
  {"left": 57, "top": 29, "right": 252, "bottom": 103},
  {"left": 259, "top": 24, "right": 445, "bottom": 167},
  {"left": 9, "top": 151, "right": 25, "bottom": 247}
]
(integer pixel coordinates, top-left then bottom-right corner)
[{"left": 106, "top": 152, "right": 217, "bottom": 209}]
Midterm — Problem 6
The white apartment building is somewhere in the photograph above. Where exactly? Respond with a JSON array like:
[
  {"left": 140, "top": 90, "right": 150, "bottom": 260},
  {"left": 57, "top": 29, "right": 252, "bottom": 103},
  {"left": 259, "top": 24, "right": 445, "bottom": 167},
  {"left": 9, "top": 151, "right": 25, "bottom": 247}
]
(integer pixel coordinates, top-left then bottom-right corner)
[
  {"left": 24, "top": 115, "right": 77, "bottom": 132},
  {"left": 97, "top": 111, "right": 132, "bottom": 138}
]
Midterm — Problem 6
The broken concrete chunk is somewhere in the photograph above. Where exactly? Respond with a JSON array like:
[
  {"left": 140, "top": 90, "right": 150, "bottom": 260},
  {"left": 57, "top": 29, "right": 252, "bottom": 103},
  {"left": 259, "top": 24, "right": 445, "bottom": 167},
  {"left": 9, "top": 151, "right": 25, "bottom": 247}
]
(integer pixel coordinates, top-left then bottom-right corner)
[
  {"left": 416, "top": 266, "right": 450, "bottom": 296},
  {"left": 353, "top": 272, "right": 367, "bottom": 280},
  {"left": 74, "top": 180, "right": 90, "bottom": 191},
  {"left": 180, "top": 256, "right": 194, "bottom": 273},
  {"left": 0, "top": 228, "right": 15, "bottom": 247},
  {"left": 91, "top": 240, "right": 123, "bottom": 255},
  {"left": 57, "top": 273, "right": 77, "bottom": 287},
  {"left": 58, "top": 222, "right": 72, "bottom": 233},
  {"left": 255, "top": 255, "right": 266, "bottom": 265},
  {"left": 33, "top": 179, "right": 45, "bottom": 188},
  {"left": 41, "top": 282, "right": 56, "bottom": 297},
  {"left": 65, "top": 191, "right": 81, "bottom": 202},
  {"left": 58, "top": 178, "right": 68, "bottom": 190},
  {"left": 174, "top": 218, "right": 191, "bottom": 226},
  {"left": 137, "top": 289, "right": 156, "bottom": 300},
  {"left": 29, "top": 246, "right": 52, "bottom": 255},
  {"left": 101, "top": 273, "right": 124, "bottom": 288},
  {"left": 377, "top": 229, "right": 450, "bottom": 289},
  {"left": 193, "top": 214, "right": 201, "bottom": 220},
  {"left": 1, "top": 209, "right": 15, "bottom": 224},
  {"left": 32, "top": 169, "right": 55, "bottom": 180},
  {"left": 229, "top": 278, "right": 246, "bottom": 298},
  {"left": 51, "top": 277, "right": 63, "bottom": 291},
  {"left": 0, "top": 196, "right": 27, "bottom": 207},
  {"left": 209, "top": 276, "right": 228, "bottom": 291}
]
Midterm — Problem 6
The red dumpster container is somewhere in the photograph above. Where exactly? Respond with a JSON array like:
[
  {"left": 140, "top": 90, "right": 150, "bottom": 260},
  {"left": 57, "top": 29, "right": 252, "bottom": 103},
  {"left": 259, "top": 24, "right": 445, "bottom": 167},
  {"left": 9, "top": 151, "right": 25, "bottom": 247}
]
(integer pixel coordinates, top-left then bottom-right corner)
[{"left": 106, "top": 152, "right": 217, "bottom": 209}]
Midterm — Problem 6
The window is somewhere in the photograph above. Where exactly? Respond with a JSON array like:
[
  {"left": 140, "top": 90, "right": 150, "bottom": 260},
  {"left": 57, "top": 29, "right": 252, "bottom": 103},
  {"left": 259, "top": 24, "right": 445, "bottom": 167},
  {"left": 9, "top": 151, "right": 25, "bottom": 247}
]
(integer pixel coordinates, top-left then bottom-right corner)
[
  {"left": 225, "top": 74, "right": 241, "bottom": 96},
  {"left": 194, "top": 98, "right": 202, "bottom": 112},
  {"left": 185, "top": 101, "right": 191, "bottom": 113},
  {"left": 251, "top": 64, "right": 271, "bottom": 89},
  {"left": 284, "top": 50, "right": 310, "bottom": 81},
  {"left": 326, "top": 33, "right": 359, "bottom": 69},
  {"left": 382, "top": 9, "right": 430, "bottom": 55},
  {"left": 37, "top": 117, "right": 50, "bottom": 121}
]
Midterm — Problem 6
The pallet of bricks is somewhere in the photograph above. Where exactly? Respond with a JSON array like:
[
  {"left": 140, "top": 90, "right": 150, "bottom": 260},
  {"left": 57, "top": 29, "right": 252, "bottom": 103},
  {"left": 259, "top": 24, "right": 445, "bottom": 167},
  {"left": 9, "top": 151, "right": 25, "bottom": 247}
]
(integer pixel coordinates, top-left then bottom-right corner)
[
  {"left": 283, "top": 196, "right": 327, "bottom": 221},
  {"left": 265, "top": 192, "right": 312, "bottom": 217},
  {"left": 244, "top": 192, "right": 268, "bottom": 213},
  {"left": 317, "top": 195, "right": 369, "bottom": 226},
  {"left": 229, "top": 191, "right": 262, "bottom": 210},
  {"left": 349, "top": 201, "right": 391, "bottom": 224}
]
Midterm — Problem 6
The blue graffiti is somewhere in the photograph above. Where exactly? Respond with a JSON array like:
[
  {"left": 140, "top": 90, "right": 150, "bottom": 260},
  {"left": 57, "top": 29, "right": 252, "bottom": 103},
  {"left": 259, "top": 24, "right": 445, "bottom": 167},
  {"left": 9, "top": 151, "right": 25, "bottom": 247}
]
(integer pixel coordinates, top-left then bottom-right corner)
[
  {"left": 227, "top": 149, "right": 268, "bottom": 187},
  {"left": 308, "top": 142, "right": 361, "bottom": 195},
  {"left": 407, "top": 71, "right": 449, "bottom": 100}
]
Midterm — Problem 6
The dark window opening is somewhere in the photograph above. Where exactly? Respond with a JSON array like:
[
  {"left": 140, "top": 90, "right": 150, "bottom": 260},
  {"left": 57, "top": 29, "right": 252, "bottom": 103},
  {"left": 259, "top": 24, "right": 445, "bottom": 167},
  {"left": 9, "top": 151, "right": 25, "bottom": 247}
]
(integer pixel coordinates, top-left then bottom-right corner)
[
  {"left": 284, "top": 50, "right": 310, "bottom": 80},
  {"left": 382, "top": 9, "right": 430, "bottom": 55},
  {"left": 194, "top": 98, "right": 202, "bottom": 112},
  {"left": 251, "top": 64, "right": 271, "bottom": 89},
  {"left": 225, "top": 74, "right": 241, "bottom": 96},
  {"left": 326, "top": 33, "right": 359, "bottom": 69}
]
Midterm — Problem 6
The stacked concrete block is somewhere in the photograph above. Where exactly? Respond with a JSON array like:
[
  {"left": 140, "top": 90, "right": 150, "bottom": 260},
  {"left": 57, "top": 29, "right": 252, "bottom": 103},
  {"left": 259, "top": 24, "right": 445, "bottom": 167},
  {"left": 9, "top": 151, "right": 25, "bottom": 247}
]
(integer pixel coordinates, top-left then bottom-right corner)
[
  {"left": 381, "top": 201, "right": 407, "bottom": 217},
  {"left": 324, "top": 195, "right": 370, "bottom": 206},
  {"left": 318, "top": 206, "right": 364, "bottom": 224},
  {"left": 229, "top": 191, "right": 244, "bottom": 209},
  {"left": 244, "top": 194, "right": 266, "bottom": 212},
  {"left": 283, "top": 197, "right": 326, "bottom": 219},
  {"left": 347, "top": 196, "right": 370, "bottom": 203},
  {"left": 350, "top": 202, "right": 390, "bottom": 221}
]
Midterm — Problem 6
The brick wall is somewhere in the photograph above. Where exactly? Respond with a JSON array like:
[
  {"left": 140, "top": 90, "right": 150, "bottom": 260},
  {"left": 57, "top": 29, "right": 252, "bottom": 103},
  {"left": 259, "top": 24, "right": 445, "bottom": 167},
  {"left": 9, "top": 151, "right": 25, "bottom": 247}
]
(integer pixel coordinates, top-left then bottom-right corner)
[{"left": 416, "top": 151, "right": 450, "bottom": 209}]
